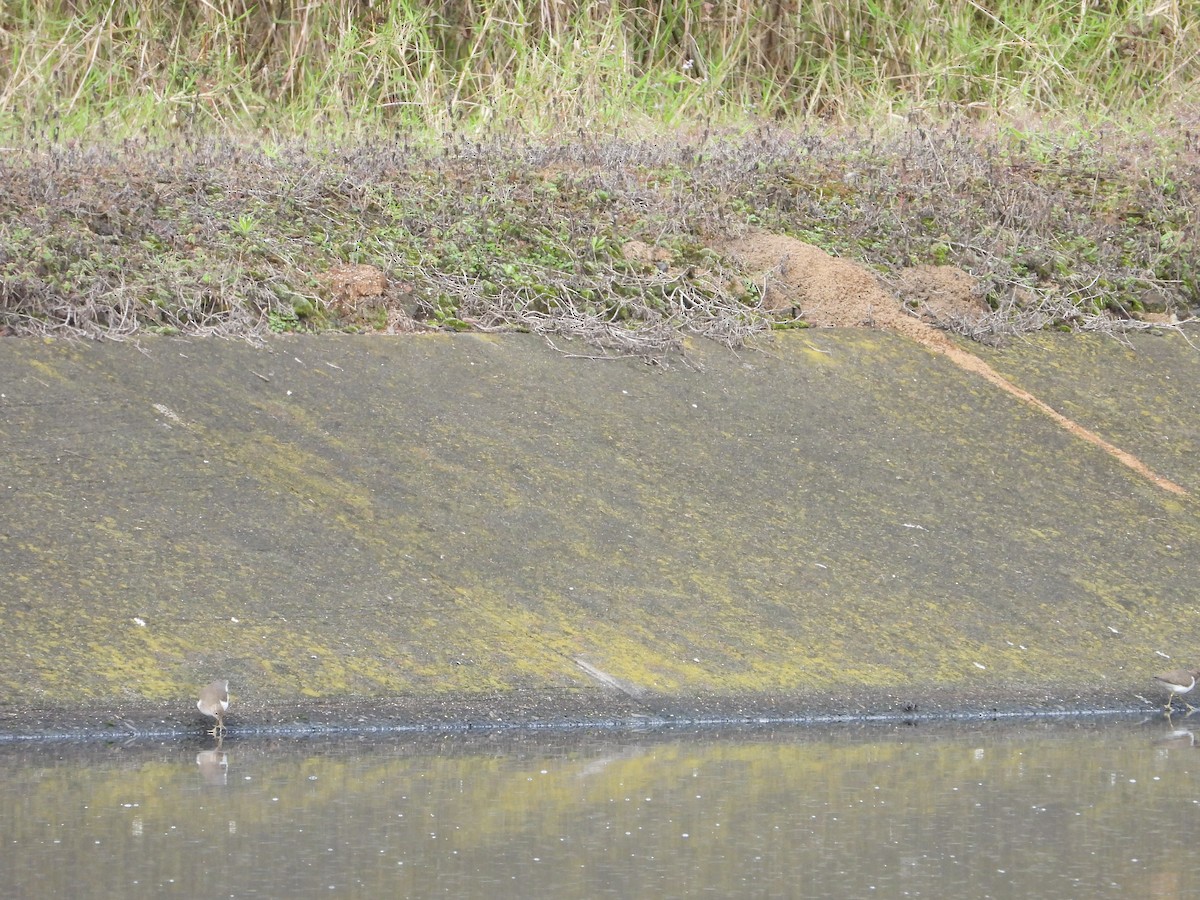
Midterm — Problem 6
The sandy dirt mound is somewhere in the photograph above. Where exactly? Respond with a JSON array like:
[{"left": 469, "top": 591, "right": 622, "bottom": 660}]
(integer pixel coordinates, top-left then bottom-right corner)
[
  {"left": 722, "top": 230, "right": 940, "bottom": 345},
  {"left": 720, "top": 229, "right": 1186, "bottom": 496},
  {"left": 318, "top": 263, "right": 421, "bottom": 333},
  {"left": 892, "top": 264, "right": 990, "bottom": 326}
]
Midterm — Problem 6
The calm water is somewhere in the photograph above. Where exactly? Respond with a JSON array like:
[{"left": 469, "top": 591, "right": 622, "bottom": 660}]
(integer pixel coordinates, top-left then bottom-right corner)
[{"left": 2, "top": 717, "right": 1197, "bottom": 898}]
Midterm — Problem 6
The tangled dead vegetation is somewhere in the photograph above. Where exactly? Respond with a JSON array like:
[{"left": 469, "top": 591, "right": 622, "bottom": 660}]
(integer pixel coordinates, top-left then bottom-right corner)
[{"left": 0, "top": 123, "right": 1196, "bottom": 357}]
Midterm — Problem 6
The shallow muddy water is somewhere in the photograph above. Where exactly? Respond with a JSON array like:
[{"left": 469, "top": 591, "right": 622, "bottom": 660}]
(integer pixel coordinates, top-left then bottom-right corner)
[{"left": 2, "top": 716, "right": 1197, "bottom": 898}]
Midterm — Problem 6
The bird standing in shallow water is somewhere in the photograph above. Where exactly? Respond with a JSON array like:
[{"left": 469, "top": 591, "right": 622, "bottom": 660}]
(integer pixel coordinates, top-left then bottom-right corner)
[
  {"left": 1153, "top": 668, "right": 1200, "bottom": 714},
  {"left": 197, "top": 680, "right": 230, "bottom": 735}
]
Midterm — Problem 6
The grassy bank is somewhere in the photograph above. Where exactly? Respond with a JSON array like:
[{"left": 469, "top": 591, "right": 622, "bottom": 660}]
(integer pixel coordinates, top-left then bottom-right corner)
[
  {"left": 0, "top": 3, "right": 1197, "bottom": 347},
  {"left": 1, "top": 123, "right": 1197, "bottom": 346},
  {"left": 1, "top": 0, "right": 1196, "bottom": 135}
]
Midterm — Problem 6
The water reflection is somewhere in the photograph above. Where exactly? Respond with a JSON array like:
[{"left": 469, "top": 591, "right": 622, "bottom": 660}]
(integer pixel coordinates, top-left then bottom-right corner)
[
  {"left": 195, "top": 747, "right": 229, "bottom": 786},
  {"left": 2, "top": 717, "right": 1198, "bottom": 898}
]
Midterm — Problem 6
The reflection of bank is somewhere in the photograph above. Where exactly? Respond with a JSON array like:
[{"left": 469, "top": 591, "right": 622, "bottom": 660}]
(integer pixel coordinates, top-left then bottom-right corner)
[{"left": 197, "top": 748, "right": 229, "bottom": 786}]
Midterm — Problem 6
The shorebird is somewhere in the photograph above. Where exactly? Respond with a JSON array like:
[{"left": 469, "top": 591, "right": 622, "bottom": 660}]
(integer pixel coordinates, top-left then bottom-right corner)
[
  {"left": 197, "top": 680, "right": 230, "bottom": 735},
  {"left": 1153, "top": 668, "right": 1200, "bottom": 714}
]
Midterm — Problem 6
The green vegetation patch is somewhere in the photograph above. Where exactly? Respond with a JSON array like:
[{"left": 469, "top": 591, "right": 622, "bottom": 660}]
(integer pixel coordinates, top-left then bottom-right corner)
[
  {"left": 2, "top": 3, "right": 1198, "bottom": 352},
  {"left": 1, "top": 1, "right": 1195, "bottom": 132},
  {"left": 1, "top": 125, "right": 1196, "bottom": 352}
]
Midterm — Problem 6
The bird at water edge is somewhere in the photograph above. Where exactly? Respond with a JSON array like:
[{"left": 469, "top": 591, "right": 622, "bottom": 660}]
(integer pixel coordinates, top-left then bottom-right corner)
[
  {"left": 1153, "top": 668, "right": 1200, "bottom": 714},
  {"left": 197, "top": 680, "right": 230, "bottom": 735}
]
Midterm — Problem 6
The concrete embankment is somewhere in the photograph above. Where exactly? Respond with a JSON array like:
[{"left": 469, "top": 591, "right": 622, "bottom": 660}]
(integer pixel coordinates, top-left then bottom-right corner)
[{"left": 1, "top": 330, "right": 1197, "bottom": 737}]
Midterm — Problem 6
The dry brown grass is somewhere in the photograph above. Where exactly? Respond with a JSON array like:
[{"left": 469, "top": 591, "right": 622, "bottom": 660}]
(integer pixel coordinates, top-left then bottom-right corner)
[{"left": 0, "top": 122, "right": 1196, "bottom": 355}]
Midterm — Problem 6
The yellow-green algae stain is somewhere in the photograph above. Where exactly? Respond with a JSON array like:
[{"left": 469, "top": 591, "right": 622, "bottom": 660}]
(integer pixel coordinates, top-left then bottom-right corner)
[{"left": 1, "top": 330, "right": 1199, "bottom": 717}]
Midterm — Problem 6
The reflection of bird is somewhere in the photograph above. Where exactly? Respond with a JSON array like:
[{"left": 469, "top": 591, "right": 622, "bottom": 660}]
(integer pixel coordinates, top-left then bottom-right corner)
[
  {"left": 197, "top": 680, "right": 230, "bottom": 735},
  {"left": 196, "top": 749, "right": 229, "bottom": 786},
  {"left": 1153, "top": 669, "right": 1200, "bottom": 714},
  {"left": 1155, "top": 729, "right": 1196, "bottom": 753}
]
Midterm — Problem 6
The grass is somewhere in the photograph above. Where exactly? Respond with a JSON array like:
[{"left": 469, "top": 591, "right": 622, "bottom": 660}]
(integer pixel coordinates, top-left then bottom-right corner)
[
  {"left": 0, "top": 2, "right": 1197, "bottom": 350},
  {"left": 1, "top": 122, "right": 1197, "bottom": 351},
  {"left": 1, "top": 1, "right": 1197, "bottom": 135}
]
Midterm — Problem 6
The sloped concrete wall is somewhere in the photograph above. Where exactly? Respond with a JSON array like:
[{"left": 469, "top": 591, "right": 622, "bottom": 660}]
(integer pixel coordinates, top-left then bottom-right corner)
[{"left": 1, "top": 330, "right": 1197, "bottom": 732}]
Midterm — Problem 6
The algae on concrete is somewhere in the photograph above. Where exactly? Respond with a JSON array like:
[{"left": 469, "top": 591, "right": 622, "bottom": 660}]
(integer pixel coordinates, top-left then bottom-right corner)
[{"left": 0, "top": 330, "right": 1197, "bottom": 731}]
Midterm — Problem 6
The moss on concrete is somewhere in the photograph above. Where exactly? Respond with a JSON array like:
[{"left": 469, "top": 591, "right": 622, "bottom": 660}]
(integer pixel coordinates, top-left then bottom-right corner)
[{"left": 0, "top": 330, "right": 1198, "bottom": 730}]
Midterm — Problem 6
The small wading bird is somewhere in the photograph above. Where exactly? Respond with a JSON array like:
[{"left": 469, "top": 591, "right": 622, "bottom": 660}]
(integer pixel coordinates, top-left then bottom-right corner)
[
  {"left": 1153, "top": 668, "right": 1200, "bottom": 714},
  {"left": 197, "top": 680, "right": 230, "bottom": 735}
]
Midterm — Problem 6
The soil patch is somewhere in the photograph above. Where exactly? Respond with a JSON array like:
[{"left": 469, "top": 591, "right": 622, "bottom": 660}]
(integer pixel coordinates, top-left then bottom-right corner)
[{"left": 723, "top": 229, "right": 1188, "bottom": 496}]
